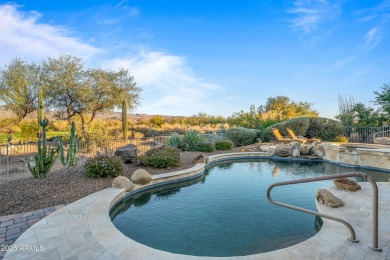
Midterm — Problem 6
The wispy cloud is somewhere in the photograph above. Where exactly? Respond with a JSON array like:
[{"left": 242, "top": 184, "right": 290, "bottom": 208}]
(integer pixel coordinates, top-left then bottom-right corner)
[
  {"left": 0, "top": 4, "right": 225, "bottom": 116},
  {"left": 365, "top": 27, "right": 382, "bottom": 48},
  {"left": 105, "top": 50, "right": 223, "bottom": 115},
  {"left": 288, "top": 0, "right": 341, "bottom": 33},
  {"left": 0, "top": 4, "right": 100, "bottom": 65}
]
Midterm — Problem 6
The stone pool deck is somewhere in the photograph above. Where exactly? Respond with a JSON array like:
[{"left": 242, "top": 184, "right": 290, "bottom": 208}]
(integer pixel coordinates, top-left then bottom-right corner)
[
  {"left": 2, "top": 152, "right": 390, "bottom": 259},
  {"left": 3, "top": 180, "right": 389, "bottom": 259}
]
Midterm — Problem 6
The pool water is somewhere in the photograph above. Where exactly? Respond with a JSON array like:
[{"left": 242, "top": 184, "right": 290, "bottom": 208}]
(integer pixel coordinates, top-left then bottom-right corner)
[{"left": 111, "top": 159, "right": 389, "bottom": 257}]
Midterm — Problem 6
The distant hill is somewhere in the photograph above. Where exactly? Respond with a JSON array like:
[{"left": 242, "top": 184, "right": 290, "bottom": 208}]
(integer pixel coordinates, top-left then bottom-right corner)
[{"left": 0, "top": 106, "right": 180, "bottom": 122}]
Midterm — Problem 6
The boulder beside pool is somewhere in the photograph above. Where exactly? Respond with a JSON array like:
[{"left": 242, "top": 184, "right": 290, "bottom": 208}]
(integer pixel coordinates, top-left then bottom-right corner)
[
  {"left": 112, "top": 176, "right": 135, "bottom": 192},
  {"left": 316, "top": 189, "right": 345, "bottom": 208},
  {"left": 131, "top": 169, "right": 152, "bottom": 185},
  {"left": 333, "top": 178, "right": 361, "bottom": 192},
  {"left": 114, "top": 144, "right": 138, "bottom": 163}
]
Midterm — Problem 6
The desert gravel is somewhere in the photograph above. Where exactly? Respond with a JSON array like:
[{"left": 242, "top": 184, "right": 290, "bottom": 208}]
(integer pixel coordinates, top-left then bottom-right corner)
[{"left": 0, "top": 147, "right": 248, "bottom": 215}]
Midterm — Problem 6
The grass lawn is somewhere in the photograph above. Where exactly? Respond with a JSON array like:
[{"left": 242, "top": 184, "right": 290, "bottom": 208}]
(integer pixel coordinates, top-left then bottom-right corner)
[{"left": 0, "top": 131, "right": 68, "bottom": 144}]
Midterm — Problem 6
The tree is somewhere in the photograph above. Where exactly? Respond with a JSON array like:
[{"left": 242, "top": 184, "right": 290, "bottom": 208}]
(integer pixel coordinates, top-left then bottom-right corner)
[
  {"left": 42, "top": 55, "right": 141, "bottom": 132},
  {"left": 374, "top": 83, "right": 390, "bottom": 116},
  {"left": 0, "top": 59, "right": 40, "bottom": 131},
  {"left": 264, "top": 96, "right": 318, "bottom": 121},
  {"left": 351, "top": 103, "right": 384, "bottom": 126},
  {"left": 150, "top": 115, "right": 165, "bottom": 128},
  {"left": 336, "top": 95, "right": 355, "bottom": 126}
]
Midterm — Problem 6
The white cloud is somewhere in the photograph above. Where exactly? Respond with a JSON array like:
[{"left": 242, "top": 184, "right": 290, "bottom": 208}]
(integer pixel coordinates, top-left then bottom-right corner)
[
  {"left": 0, "top": 4, "right": 100, "bottom": 65},
  {"left": 288, "top": 0, "right": 341, "bottom": 33},
  {"left": 365, "top": 27, "right": 381, "bottom": 48},
  {"left": 105, "top": 50, "right": 223, "bottom": 115},
  {"left": 0, "top": 4, "right": 226, "bottom": 116}
]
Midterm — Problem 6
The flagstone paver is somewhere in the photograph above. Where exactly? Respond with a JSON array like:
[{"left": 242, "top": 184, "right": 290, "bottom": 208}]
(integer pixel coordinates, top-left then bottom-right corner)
[{"left": 0, "top": 205, "right": 63, "bottom": 260}]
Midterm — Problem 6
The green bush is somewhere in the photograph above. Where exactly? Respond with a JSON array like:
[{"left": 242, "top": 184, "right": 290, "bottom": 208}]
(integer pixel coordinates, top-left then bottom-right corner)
[
  {"left": 215, "top": 140, "right": 234, "bottom": 150},
  {"left": 182, "top": 130, "right": 206, "bottom": 151},
  {"left": 262, "top": 117, "right": 344, "bottom": 142},
  {"left": 85, "top": 154, "right": 123, "bottom": 178},
  {"left": 194, "top": 142, "right": 214, "bottom": 152},
  {"left": 19, "top": 121, "right": 38, "bottom": 142},
  {"left": 226, "top": 127, "right": 257, "bottom": 146},
  {"left": 141, "top": 146, "right": 180, "bottom": 168}
]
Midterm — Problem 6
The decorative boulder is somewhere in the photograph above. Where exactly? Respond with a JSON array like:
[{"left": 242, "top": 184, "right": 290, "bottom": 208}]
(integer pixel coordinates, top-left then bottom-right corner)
[
  {"left": 333, "top": 178, "right": 361, "bottom": 192},
  {"left": 292, "top": 147, "right": 300, "bottom": 157},
  {"left": 299, "top": 145, "right": 311, "bottom": 155},
  {"left": 275, "top": 145, "right": 292, "bottom": 157},
  {"left": 316, "top": 189, "right": 345, "bottom": 208},
  {"left": 112, "top": 176, "right": 135, "bottom": 192},
  {"left": 193, "top": 154, "right": 208, "bottom": 164},
  {"left": 114, "top": 144, "right": 138, "bottom": 163},
  {"left": 131, "top": 169, "right": 152, "bottom": 185}
]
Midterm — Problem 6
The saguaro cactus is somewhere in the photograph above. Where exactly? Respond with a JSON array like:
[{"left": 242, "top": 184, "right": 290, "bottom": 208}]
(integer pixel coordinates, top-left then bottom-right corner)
[
  {"left": 37, "top": 89, "right": 44, "bottom": 134},
  {"left": 122, "top": 99, "right": 128, "bottom": 140},
  {"left": 27, "top": 118, "right": 59, "bottom": 178},
  {"left": 59, "top": 122, "right": 78, "bottom": 167}
]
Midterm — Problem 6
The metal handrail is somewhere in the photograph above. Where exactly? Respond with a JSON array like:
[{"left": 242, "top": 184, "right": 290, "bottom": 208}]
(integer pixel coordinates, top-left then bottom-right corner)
[
  {"left": 373, "top": 129, "right": 390, "bottom": 139},
  {"left": 266, "top": 172, "right": 382, "bottom": 251}
]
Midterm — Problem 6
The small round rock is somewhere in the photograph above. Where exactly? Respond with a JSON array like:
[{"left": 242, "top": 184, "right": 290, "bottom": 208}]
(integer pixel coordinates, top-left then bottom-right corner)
[
  {"left": 131, "top": 169, "right": 152, "bottom": 185},
  {"left": 112, "top": 176, "right": 135, "bottom": 192}
]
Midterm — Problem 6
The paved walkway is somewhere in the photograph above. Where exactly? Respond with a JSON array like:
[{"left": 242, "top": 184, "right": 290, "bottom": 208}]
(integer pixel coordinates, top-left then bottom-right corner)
[
  {"left": 0, "top": 205, "right": 64, "bottom": 260},
  {"left": 2, "top": 182, "right": 389, "bottom": 259}
]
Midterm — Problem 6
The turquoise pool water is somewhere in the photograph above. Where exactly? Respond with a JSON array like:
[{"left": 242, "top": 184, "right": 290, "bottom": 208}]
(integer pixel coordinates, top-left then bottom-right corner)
[{"left": 111, "top": 159, "right": 389, "bottom": 257}]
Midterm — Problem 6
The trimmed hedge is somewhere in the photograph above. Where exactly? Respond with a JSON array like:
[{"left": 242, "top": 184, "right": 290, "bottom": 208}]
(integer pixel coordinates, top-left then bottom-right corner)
[{"left": 226, "top": 127, "right": 257, "bottom": 146}]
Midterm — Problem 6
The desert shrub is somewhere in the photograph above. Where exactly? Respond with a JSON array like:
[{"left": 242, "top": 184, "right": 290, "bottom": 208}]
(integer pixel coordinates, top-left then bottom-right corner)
[
  {"left": 194, "top": 142, "right": 214, "bottom": 152},
  {"left": 133, "top": 131, "right": 145, "bottom": 139},
  {"left": 85, "top": 154, "right": 123, "bottom": 178},
  {"left": 215, "top": 140, "right": 234, "bottom": 150},
  {"left": 19, "top": 121, "right": 38, "bottom": 142},
  {"left": 251, "top": 129, "right": 262, "bottom": 139},
  {"left": 262, "top": 117, "right": 344, "bottom": 142},
  {"left": 48, "top": 120, "right": 71, "bottom": 131},
  {"left": 226, "top": 127, "right": 257, "bottom": 146},
  {"left": 0, "top": 118, "right": 20, "bottom": 134},
  {"left": 203, "top": 132, "right": 222, "bottom": 143},
  {"left": 182, "top": 130, "right": 206, "bottom": 151},
  {"left": 166, "top": 133, "right": 182, "bottom": 148},
  {"left": 335, "top": 136, "right": 349, "bottom": 143},
  {"left": 141, "top": 146, "right": 180, "bottom": 168}
]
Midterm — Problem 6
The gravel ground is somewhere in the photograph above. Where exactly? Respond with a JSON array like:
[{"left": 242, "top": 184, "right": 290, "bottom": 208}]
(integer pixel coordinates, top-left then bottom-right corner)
[{"left": 0, "top": 147, "right": 250, "bottom": 215}]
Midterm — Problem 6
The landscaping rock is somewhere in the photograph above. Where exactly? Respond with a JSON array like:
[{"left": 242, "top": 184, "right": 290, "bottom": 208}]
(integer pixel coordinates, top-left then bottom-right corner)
[
  {"left": 316, "top": 189, "right": 344, "bottom": 208},
  {"left": 275, "top": 145, "right": 292, "bottom": 157},
  {"left": 131, "top": 169, "right": 152, "bottom": 185},
  {"left": 193, "top": 154, "right": 208, "bottom": 164},
  {"left": 299, "top": 145, "right": 311, "bottom": 155},
  {"left": 292, "top": 147, "right": 300, "bottom": 157},
  {"left": 112, "top": 176, "right": 135, "bottom": 192},
  {"left": 114, "top": 144, "right": 138, "bottom": 163},
  {"left": 333, "top": 178, "right": 361, "bottom": 192}
]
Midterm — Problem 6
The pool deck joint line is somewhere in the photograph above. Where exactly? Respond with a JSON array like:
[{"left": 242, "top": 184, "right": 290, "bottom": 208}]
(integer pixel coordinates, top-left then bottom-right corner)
[{"left": 3, "top": 152, "right": 390, "bottom": 259}]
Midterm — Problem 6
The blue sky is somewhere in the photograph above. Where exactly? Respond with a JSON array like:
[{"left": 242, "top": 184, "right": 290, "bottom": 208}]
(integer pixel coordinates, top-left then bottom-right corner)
[{"left": 0, "top": 0, "right": 389, "bottom": 118}]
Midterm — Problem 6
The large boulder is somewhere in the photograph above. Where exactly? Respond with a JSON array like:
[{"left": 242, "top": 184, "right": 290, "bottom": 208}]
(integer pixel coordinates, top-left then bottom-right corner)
[
  {"left": 114, "top": 144, "right": 138, "bottom": 163},
  {"left": 131, "top": 169, "right": 152, "bottom": 185},
  {"left": 275, "top": 145, "right": 292, "bottom": 157},
  {"left": 333, "top": 178, "right": 361, "bottom": 192},
  {"left": 316, "top": 189, "right": 344, "bottom": 208},
  {"left": 112, "top": 176, "right": 135, "bottom": 192}
]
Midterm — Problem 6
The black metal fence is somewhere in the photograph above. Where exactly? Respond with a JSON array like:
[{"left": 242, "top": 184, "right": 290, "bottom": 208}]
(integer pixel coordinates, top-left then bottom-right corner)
[
  {"left": 343, "top": 125, "right": 390, "bottom": 143},
  {"left": 0, "top": 133, "right": 224, "bottom": 181}
]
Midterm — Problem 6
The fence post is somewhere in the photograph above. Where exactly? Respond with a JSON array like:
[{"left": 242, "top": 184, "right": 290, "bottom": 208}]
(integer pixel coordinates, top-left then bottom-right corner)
[{"left": 6, "top": 143, "right": 9, "bottom": 176}]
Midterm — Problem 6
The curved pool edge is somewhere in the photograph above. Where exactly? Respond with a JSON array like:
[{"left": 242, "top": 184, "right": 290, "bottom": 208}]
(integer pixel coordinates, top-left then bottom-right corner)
[{"left": 5, "top": 152, "right": 390, "bottom": 259}]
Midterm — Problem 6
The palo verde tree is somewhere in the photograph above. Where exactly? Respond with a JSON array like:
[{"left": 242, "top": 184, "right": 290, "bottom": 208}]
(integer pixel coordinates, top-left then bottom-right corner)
[
  {"left": 42, "top": 55, "right": 141, "bottom": 132},
  {"left": 0, "top": 58, "right": 41, "bottom": 131}
]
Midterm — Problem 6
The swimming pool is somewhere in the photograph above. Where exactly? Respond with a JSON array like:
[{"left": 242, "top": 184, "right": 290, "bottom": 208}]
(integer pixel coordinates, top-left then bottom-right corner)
[{"left": 111, "top": 159, "right": 389, "bottom": 257}]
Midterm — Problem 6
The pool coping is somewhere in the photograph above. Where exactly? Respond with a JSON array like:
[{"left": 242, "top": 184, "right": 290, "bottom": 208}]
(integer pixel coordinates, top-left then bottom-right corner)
[{"left": 4, "top": 152, "right": 390, "bottom": 259}]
